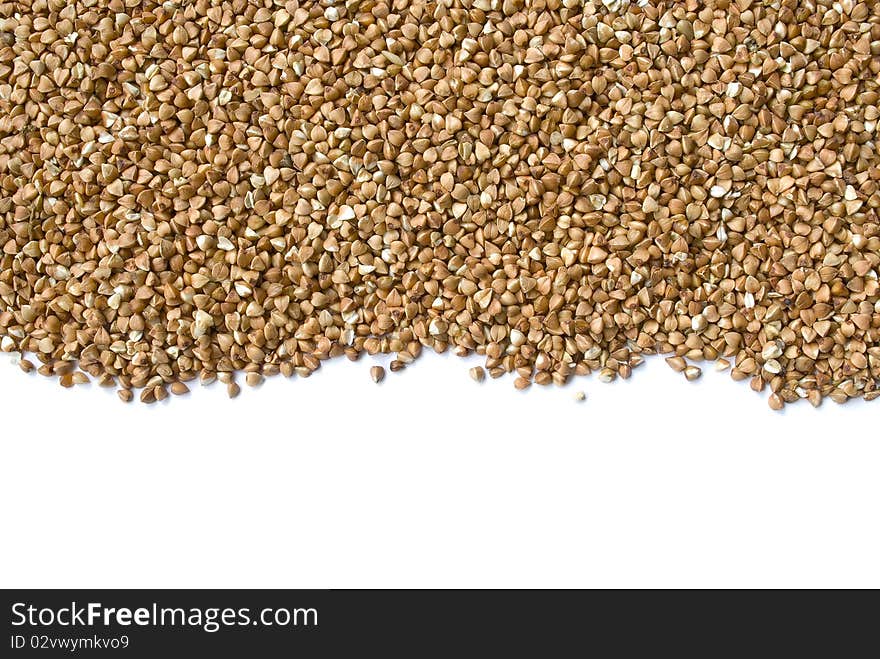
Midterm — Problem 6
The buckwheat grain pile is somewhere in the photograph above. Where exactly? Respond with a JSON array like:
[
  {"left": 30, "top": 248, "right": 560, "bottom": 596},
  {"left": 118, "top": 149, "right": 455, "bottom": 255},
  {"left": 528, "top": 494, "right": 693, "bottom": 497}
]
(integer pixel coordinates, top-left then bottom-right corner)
[{"left": 1, "top": 0, "right": 879, "bottom": 409}]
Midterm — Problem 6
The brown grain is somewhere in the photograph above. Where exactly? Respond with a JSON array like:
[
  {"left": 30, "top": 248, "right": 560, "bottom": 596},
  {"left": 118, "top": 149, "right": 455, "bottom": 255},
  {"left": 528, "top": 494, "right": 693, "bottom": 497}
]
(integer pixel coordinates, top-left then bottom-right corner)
[{"left": 0, "top": 0, "right": 877, "bottom": 410}]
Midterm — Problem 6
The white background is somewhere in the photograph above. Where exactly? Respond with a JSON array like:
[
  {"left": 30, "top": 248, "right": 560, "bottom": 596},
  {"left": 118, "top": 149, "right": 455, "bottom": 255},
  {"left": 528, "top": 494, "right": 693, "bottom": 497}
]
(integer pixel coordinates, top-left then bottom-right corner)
[{"left": 0, "top": 350, "right": 878, "bottom": 588}]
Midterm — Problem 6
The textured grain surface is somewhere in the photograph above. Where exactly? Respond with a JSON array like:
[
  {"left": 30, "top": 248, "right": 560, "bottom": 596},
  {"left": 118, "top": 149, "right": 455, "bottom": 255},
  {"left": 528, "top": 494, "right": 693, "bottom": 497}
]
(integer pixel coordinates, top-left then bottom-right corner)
[{"left": 1, "top": 0, "right": 880, "bottom": 408}]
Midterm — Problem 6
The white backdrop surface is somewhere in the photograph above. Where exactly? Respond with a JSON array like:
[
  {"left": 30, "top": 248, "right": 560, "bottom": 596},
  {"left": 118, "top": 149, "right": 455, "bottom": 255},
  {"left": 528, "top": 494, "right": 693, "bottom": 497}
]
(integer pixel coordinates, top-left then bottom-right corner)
[{"left": 1, "top": 350, "right": 877, "bottom": 588}]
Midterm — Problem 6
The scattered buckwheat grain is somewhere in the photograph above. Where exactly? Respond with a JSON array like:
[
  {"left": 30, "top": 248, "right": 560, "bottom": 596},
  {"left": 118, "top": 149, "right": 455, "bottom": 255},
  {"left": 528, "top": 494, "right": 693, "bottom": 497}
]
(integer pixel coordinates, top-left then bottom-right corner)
[
  {"left": 170, "top": 382, "right": 190, "bottom": 396},
  {"left": 684, "top": 365, "right": 702, "bottom": 381}
]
